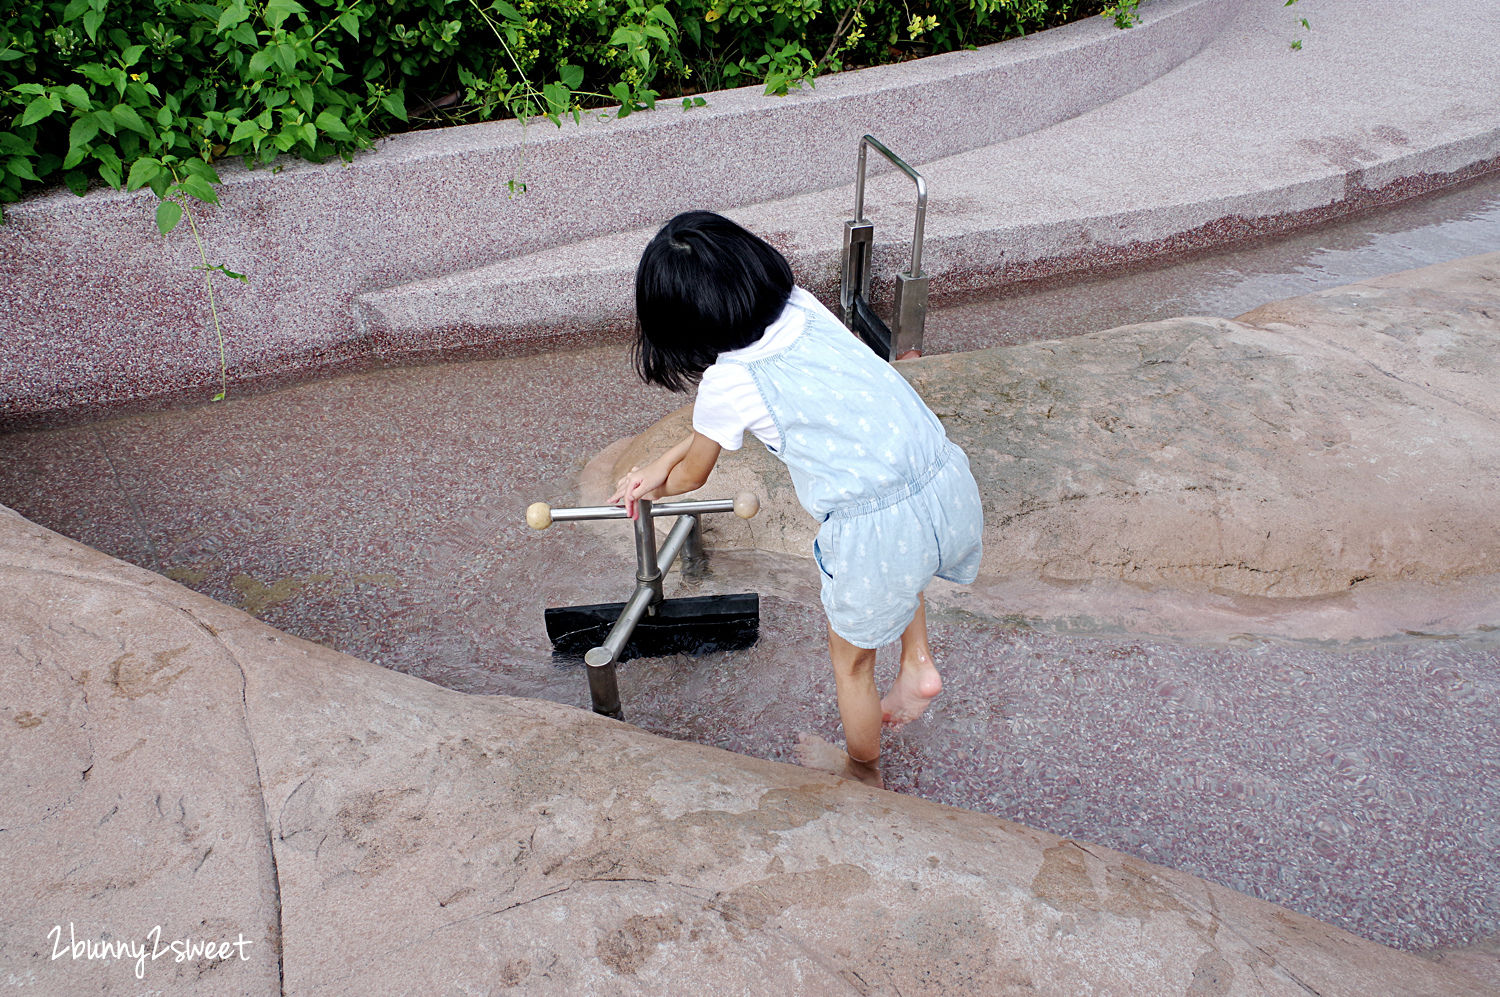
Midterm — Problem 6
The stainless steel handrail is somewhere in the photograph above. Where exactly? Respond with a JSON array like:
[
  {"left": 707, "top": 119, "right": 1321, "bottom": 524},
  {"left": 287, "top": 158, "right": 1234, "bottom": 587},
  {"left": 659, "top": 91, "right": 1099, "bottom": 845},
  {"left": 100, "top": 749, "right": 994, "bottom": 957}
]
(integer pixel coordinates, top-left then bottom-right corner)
[
  {"left": 854, "top": 134, "right": 928, "bottom": 279},
  {"left": 842, "top": 135, "right": 930, "bottom": 359}
]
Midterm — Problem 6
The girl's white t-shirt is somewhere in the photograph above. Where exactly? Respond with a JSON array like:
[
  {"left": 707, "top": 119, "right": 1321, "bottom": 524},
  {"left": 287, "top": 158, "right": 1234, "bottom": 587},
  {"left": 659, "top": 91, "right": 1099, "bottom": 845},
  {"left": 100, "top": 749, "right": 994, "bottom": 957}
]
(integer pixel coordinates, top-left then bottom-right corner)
[{"left": 692, "top": 287, "right": 844, "bottom": 452}]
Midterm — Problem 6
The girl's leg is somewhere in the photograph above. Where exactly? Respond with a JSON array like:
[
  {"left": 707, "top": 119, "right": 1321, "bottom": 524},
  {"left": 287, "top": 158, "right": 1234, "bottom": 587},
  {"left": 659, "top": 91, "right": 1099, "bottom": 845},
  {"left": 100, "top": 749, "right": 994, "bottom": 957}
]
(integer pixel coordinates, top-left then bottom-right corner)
[
  {"left": 881, "top": 594, "right": 943, "bottom": 728},
  {"left": 826, "top": 624, "right": 883, "bottom": 788}
]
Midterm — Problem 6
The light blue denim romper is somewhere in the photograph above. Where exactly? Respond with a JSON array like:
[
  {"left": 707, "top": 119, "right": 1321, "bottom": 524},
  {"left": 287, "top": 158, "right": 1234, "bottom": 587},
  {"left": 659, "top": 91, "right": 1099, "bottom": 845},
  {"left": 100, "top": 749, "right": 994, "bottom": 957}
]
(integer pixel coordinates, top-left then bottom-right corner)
[{"left": 730, "top": 300, "right": 984, "bottom": 648}]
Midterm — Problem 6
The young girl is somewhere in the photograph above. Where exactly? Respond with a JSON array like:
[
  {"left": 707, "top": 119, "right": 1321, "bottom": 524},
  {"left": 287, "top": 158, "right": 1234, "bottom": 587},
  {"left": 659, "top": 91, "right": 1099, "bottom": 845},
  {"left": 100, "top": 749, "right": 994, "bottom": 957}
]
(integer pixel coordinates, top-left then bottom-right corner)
[{"left": 610, "top": 210, "right": 983, "bottom": 789}]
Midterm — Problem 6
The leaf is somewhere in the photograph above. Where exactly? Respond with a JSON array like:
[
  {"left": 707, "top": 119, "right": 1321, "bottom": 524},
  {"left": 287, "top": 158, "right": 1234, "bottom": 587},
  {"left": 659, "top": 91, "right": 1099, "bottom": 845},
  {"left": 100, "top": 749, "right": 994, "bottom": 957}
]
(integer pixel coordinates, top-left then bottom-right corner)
[
  {"left": 338, "top": 9, "right": 360, "bottom": 38},
  {"left": 78, "top": 63, "right": 114, "bottom": 86},
  {"left": 179, "top": 173, "right": 218, "bottom": 204},
  {"left": 184, "top": 158, "right": 220, "bottom": 183},
  {"left": 120, "top": 45, "right": 147, "bottom": 68},
  {"left": 12, "top": 84, "right": 47, "bottom": 95},
  {"left": 111, "top": 103, "right": 151, "bottom": 136},
  {"left": 64, "top": 0, "right": 90, "bottom": 19},
  {"left": 156, "top": 198, "right": 183, "bottom": 234},
  {"left": 609, "top": 82, "right": 631, "bottom": 103},
  {"left": 559, "top": 64, "right": 583, "bottom": 90},
  {"left": 542, "top": 82, "right": 568, "bottom": 115},
  {"left": 69, "top": 115, "right": 100, "bottom": 149},
  {"left": 96, "top": 147, "right": 121, "bottom": 187},
  {"left": 125, "top": 156, "right": 160, "bottom": 191},
  {"left": 263, "top": 0, "right": 307, "bottom": 30},
  {"left": 274, "top": 42, "right": 297, "bottom": 75},
  {"left": 248, "top": 48, "right": 275, "bottom": 76},
  {"left": 380, "top": 90, "right": 407, "bottom": 122},
  {"left": 83, "top": 9, "right": 105, "bottom": 41},
  {"left": 4, "top": 154, "right": 39, "bottom": 181},
  {"left": 217, "top": 3, "right": 248, "bottom": 31},
  {"left": 314, "top": 108, "right": 351, "bottom": 138},
  {"left": 230, "top": 118, "right": 262, "bottom": 143},
  {"left": 0, "top": 48, "right": 24, "bottom": 63},
  {"left": 19, "top": 94, "right": 61, "bottom": 128},
  {"left": 62, "top": 84, "right": 92, "bottom": 111},
  {"left": 90, "top": 108, "right": 118, "bottom": 135},
  {"left": 230, "top": 22, "right": 257, "bottom": 45},
  {"left": 490, "top": 0, "right": 522, "bottom": 20}
]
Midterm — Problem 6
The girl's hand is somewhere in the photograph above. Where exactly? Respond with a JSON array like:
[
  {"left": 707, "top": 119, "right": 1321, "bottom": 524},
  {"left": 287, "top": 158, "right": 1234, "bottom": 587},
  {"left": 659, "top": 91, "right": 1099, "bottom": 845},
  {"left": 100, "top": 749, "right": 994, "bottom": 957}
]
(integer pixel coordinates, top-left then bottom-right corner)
[
  {"left": 610, "top": 463, "right": 670, "bottom": 519},
  {"left": 606, "top": 433, "right": 722, "bottom": 519}
]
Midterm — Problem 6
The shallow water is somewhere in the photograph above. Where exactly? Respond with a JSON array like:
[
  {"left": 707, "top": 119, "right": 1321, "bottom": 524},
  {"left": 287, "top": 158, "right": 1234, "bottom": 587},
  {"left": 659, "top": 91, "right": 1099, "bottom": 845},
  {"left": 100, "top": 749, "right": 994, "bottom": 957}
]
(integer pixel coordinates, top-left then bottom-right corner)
[
  {"left": 926, "top": 170, "right": 1500, "bottom": 351},
  {"left": 3, "top": 173, "right": 1499, "bottom": 953}
]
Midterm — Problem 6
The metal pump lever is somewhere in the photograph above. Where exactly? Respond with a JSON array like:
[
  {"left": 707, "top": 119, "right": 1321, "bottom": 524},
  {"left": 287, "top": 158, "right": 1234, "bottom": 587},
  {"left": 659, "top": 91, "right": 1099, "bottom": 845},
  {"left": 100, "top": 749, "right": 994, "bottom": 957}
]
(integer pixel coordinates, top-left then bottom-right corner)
[{"left": 526, "top": 492, "right": 761, "bottom": 718}]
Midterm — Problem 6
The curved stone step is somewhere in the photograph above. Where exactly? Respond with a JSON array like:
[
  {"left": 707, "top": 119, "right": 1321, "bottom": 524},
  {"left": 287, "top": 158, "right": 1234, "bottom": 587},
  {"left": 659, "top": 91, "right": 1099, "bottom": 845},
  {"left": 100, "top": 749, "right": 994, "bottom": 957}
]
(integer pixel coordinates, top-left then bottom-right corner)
[
  {"left": 0, "top": 0, "right": 1229, "bottom": 427},
  {"left": 355, "top": 0, "right": 1500, "bottom": 359}
]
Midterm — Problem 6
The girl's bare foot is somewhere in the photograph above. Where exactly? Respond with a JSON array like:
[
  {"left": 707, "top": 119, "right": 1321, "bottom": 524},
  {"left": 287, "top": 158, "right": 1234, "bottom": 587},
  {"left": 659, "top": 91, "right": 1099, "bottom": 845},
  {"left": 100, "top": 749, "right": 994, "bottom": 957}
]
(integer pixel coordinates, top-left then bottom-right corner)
[
  {"left": 794, "top": 734, "right": 883, "bottom": 789},
  {"left": 881, "top": 655, "right": 943, "bottom": 729}
]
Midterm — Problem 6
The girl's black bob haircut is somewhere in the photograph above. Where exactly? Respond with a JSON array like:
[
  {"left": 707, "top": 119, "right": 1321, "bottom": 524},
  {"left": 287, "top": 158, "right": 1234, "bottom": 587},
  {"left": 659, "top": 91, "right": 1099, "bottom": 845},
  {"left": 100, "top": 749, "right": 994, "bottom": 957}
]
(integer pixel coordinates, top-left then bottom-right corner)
[{"left": 634, "top": 210, "right": 794, "bottom": 392}]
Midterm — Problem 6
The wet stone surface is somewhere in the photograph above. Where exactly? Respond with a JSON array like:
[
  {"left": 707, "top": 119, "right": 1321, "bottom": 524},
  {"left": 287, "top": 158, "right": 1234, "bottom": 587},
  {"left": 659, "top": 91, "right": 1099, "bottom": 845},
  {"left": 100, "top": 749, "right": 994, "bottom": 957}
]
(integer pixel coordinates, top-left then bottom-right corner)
[
  {"left": 617, "top": 596, "right": 1500, "bottom": 954},
  {"left": 2, "top": 337, "right": 1496, "bottom": 958}
]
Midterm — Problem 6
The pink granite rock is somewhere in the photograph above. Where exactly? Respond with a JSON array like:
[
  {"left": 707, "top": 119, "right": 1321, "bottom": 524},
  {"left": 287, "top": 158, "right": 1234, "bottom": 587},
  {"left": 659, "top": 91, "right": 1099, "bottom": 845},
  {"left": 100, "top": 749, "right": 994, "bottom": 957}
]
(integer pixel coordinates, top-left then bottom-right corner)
[
  {"left": 0, "top": 506, "right": 1489, "bottom": 995},
  {"left": 605, "top": 253, "right": 1500, "bottom": 601}
]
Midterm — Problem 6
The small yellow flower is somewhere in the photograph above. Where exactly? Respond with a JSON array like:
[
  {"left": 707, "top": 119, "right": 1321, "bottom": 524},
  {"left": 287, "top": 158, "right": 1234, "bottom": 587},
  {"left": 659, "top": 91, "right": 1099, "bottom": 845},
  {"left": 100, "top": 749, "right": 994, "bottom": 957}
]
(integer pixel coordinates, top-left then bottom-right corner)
[{"left": 129, "top": 72, "right": 142, "bottom": 80}]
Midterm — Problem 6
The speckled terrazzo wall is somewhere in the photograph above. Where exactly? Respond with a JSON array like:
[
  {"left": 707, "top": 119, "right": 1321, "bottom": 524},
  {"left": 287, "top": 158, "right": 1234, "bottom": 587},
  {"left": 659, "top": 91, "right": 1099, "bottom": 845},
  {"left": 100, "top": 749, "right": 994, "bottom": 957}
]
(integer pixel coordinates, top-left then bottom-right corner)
[{"left": 0, "top": 0, "right": 1227, "bottom": 428}]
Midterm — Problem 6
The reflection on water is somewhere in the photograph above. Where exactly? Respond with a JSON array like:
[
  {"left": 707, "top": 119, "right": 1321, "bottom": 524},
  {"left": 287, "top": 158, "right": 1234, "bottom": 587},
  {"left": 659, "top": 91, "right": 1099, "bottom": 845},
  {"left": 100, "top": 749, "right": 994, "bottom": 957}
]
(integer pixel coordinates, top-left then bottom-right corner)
[
  {"left": 2, "top": 173, "right": 1499, "bottom": 954},
  {"left": 927, "top": 171, "right": 1500, "bottom": 351}
]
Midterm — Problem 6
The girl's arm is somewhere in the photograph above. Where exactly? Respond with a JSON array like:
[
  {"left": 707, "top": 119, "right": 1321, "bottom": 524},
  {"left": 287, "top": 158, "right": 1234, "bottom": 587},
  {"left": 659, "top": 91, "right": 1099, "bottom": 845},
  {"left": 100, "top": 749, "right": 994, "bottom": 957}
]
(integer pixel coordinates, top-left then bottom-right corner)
[{"left": 609, "top": 432, "right": 722, "bottom": 518}]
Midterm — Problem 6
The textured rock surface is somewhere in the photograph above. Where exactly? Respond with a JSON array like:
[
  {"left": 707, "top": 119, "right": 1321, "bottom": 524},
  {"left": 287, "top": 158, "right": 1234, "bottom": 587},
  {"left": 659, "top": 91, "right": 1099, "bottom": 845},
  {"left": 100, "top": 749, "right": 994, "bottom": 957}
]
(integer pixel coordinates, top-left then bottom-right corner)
[
  {"left": 0, "top": 506, "right": 1489, "bottom": 995},
  {"left": 604, "top": 253, "right": 1500, "bottom": 599}
]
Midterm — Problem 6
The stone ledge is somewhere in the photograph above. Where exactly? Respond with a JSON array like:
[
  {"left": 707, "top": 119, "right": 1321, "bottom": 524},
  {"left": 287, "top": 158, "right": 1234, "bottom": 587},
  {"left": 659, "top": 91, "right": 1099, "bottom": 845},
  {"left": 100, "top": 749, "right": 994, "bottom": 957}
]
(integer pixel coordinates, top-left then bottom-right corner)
[{"left": 0, "top": 0, "right": 1228, "bottom": 428}]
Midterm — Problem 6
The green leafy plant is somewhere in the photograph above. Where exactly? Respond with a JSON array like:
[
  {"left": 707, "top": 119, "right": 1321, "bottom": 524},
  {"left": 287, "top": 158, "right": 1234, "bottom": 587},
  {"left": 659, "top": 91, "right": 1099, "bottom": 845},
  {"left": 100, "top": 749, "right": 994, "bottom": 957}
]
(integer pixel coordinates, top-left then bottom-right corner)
[
  {"left": 1286, "top": 0, "right": 1309, "bottom": 50},
  {"left": 5, "top": 0, "right": 1123, "bottom": 217},
  {"left": 158, "top": 167, "right": 246, "bottom": 402},
  {"left": 3, "top": 0, "right": 1125, "bottom": 400},
  {"left": 1100, "top": 0, "right": 1141, "bottom": 29}
]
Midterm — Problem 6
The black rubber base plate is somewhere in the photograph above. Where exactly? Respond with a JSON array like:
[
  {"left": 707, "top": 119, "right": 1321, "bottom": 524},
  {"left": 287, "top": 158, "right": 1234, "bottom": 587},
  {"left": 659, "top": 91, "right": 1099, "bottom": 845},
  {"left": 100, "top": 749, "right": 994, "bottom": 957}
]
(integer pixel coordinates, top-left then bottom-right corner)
[{"left": 545, "top": 593, "right": 760, "bottom": 661}]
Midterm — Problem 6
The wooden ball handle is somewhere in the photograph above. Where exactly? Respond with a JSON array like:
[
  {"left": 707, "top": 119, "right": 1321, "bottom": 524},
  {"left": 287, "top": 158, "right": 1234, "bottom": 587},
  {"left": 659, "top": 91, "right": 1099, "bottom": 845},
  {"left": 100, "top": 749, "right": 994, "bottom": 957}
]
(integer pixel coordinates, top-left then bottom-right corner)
[
  {"left": 525, "top": 502, "right": 553, "bottom": 530},
  {"left": 732, "top": 492, "right": 760, "bottom": 519}
]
